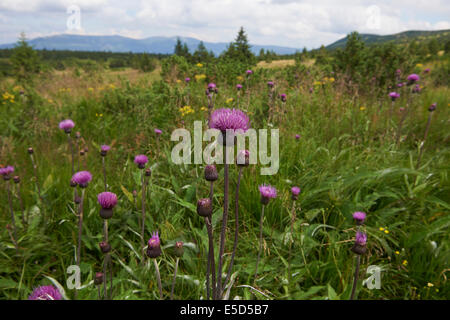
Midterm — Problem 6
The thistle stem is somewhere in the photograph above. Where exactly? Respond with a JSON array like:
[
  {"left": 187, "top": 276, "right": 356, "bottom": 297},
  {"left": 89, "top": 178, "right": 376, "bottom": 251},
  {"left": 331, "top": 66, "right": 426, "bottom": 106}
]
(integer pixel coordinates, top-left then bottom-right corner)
[
  {"left": 255, "top": 205, "right": 265, "bottom": 281},
  {"left": 205, "top": 215, "right": 216, "bottom": 300},
  {"left": 170, "top": 257, "right": 179, "bottom": 300},
  {"left": 141, "top": 172, "right": 146, "bottom": 264},
  {"left": 153, "top": 259, "right": 163, "bottom": 300},
  {"left": 224, "top": 167, "right": 243, "bottom": 290},
  {"left": 217, "top": 163, "right": 229, "bottom": 298},
  {"left": 288, "top": 202, "right": 296, "bottom": 284},
  {"left": 76, "top": 189, "right": 85, "bottom": 267},
  {"left": 350, "top": 255, "right": 361, "bottom": 300},
  {"left": 103, "top": 219, "right": 108, "bottom": 300},
  {"left": 102, "top": 157, "right": 107, "bottom": 192}
]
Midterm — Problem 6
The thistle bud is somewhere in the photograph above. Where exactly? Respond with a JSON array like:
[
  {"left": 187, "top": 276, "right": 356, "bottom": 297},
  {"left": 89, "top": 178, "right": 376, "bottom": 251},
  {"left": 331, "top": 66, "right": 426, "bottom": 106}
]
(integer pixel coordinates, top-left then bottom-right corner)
[
  {"left": 99, "top": 241, "right": 111, "bottom": 254},
  {"left": 145, "top": 168, "right": 152, "bottom": 177},
  {"left": 94, "top": 272, "right": 104, "bottom": 285},
  {"left": 174, "top": 241, "right": 184, "bottom": 257},
  {"left": 197, "top": 198, "right": 212, "bottom": 217},
  {"left": 13, "top": 176, "right": 20, "bottom": 184},
  {"left": 204, "top": 165, "right": 218, "bottom": 182},
  {"left": 236, "top": 150, "right": 250, "bottom": 167},
  {"left": 147, "top": 231, "right": 161, "bottom": 259},
  {"left": 27, "top": 147, "right": 34, "bottom": 154},
  {"left": 351, "top": 231, "right": 367, "bottom": 255},
  {"left": 428, "top": 103, "right": 436, "bottom": 112}
]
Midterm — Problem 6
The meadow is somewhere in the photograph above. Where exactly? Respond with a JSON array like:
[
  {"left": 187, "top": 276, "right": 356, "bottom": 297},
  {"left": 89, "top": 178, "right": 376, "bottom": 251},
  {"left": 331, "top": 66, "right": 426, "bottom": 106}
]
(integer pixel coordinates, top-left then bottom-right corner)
[{"left": 0, "top": 48, "right": 449, "bottom": 300}]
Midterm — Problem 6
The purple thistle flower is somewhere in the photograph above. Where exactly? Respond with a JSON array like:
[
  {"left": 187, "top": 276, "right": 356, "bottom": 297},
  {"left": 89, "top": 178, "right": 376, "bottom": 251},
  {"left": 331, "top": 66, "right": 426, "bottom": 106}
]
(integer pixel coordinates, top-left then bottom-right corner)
[
  {"left": 428, "top": 103, "right": 437, "bottom": 112},
  {"left": 309, "top": 87, "right": 313, "bottom": 93},
  {"left": 28, "top": 285, "right": 62, "bottom": 300},
  {"left": 295, "top": 134, "right": 301, "bottom": 140},
  {"left": 389, "top": 92, "right": 400, "bottom": 101},
  {"left": 259, "top": 184, "right": 277, "bottom": 205},
  {"left": 236, "top": 149, "right": 250, "bottom": 167},
  {"left": 355, "top": 231, "right": 367, "bottom": 246},
  {"left": 207, "top": 83, "right": 216, "bottom": 92},
  {"left": 209, "top": 108, "right": 250, "bottom": 133},
  {"left": 97, "top": 192, "right": 118, "bottom": 209},
  {"left": 71, "top": 171, "right": 92, "bottom": 188},
  {"left": 185, "top": 77, "right": 191, "bottom": 83},
  {"left": 423, "top": 68, "right": 430, "bottom": 74},
  {"left": 100, "top": 144, "right": 110, "bottom": 156},
  {"left": 148, "top": 231, "right": 160, "bottom": 248},
  {"left": 407, "top": 73, "right": 420, "bottom": 85},
  {"left": 246, "top": 70, "right": 253, "bottom": 75},
  {"left": 59, "top": 119, "right": 75, "bottom": 133},
  {"left": 267, "top": 81, "right": 274, "bottom": 88},
  {"left": 395, "top": 69, "right": 401, "bottom": 76},
  {"left": 412, "top": 84, "right": 421, "bottom": 93},
  {"left": 0, "top": 165, "right": 14, "bottom": 176},
  {"left": 397, "top": 83, "right": 403, "bottom": 88},
  {"left": 280, "top": 93, "right": 287, "bottom": 102},
  {"left": 236, "top": 84, "right": 243, "bottom": 90},
  {"left": 154, "top": 128, "right": 162, "bottom": 135},
  {"left": 352, "top": 211, "right": 366, "bottom": 225},
  {"left": 291, "top": 186, "right": 301, "bottom": 196},
  {"left": 134, "top": 154, "right": 148, "bottom": 169}
]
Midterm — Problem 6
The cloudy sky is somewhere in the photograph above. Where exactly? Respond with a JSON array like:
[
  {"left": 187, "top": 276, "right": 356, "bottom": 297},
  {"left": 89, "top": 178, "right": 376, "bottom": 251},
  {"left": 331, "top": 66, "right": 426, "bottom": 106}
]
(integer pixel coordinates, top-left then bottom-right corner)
[{"left": 0, "top": 0, "right": 449, "bottom": 49}]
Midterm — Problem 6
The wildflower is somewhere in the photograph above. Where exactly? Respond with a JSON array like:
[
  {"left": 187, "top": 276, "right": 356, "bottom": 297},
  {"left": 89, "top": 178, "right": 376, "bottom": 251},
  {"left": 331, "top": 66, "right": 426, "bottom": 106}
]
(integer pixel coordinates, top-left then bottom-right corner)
[
  {"left": 428, "top": 103, "right": 437, "bottom": 112},
  {"left": 360, "top": 106, "right": 366, "bottom": 111},
  {"left": 59, "top": 119, "right": 75, "bottom": 133},
  {"left": 402, "top": 260, "right": 408, "bottom": 266},
  {"left": 295, "top": 134, "right": 301, "bottom": 140},
  {"left": 407, "top": 73, "right": 420, "bottom": 85},
  {"left": 423, "top": 68, "right": 430, "bottom": 74},
  {"left": 71, "top": 171, "right": 92, "bottom": 188},
  {"left": 204, "top": 164, "right": 218, "bottom": 181},
  {"left": 427, "top": 283, "right": 434, "bottom": 287},
  {"left": 134, "top": 154, "right": 148, "bottom": 169},
  {"left": 236, "top": 84, "right": 243, "bottom": 90},
  {"left": 0, "top": 166, "right": 14, "bottom": 180},
  {"left": 197, "top": 198, "right": 213, "bottom": 217},
  {"left": 100, "top": 145, "right": 110, "bottom": 157},
  {"left": 352, "top": 211, "right": 366, "bottom": 225},
  {"left": 379, "top": 227, "right": 385, "bottom": 231},
  {"left": 147, "top": 231, "right": 162, "bottom": 258},
  {"left": 280, "top": 93, "right": 287, "bottom": 102},
  {"left": 246, "top": 70, "right": 253, "bottom": 76},
  {"left": 28, "top": 285, "right": 62, "bottom": 300},
  {"left": 195, "top": 74, "right": 206, "bottom": 81},
  {"left": 99, "top": 241, "right": 111, "bottom": 253},
  {"left": 267, "top": 81, "right": 274, "bottom": 88},
  {"left": 209, "top": 108, "right": 250, "bottom": 133},
  {"left": 351, "top": 231, "right": 367, "bottom": 255},
  {"left": 185, "top": 77, "right": 191, "bottom": 83},
  {"left": 207, "top": 83, "right": 216, "bottom": 93},
  {"left": 196, "top": 63, "right": 203, "bottom": 68},
  {"left": 154, "top": 128, "right": 162, "bottom": 135},
  {"left": 389, "top": 92, "right": 400, "bottom": 101},
  {"left": 395, "top": 251, "right": 400, "bottom": 255},
  {"left": 226, "top": 98, "right": 234, "bottom": 104},
  {"left": 97, "top": 192, "right": 118, "bottom": 219},
  {"left": 236, "top": 150, "right": 250, "bottom": 167},
  {"left": 412, "top": 84, "right": 421, "bottom": 93},
  {"left": 94, "top": 272, "right": 104, "bottom": 286},
  {"left": 291, "top": 186, "right": 301, "bottom": 201},
  {"left": 384, "top": 229, "right": 389, "bottom": 234},
  {"left": 259, "top": 184, "right": 277, "bottom": 205}
]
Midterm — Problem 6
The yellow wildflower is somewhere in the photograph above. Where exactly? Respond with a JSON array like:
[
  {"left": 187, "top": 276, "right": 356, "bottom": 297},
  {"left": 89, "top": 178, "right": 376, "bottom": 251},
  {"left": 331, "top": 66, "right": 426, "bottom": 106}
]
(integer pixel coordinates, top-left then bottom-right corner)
[
  {"left": 402, "top": 260, "right": 408, "bottom": 266},
  {"left": 360, "top": 106, "right": 366, "bottom": 111},
  {"left": 226, "top": 98, "right": 234, "bottom": 104},
  {"left": 416, "top": 63, "right": 423, "bottom": 68},
  {"left": 196, "top": 63, "right": 203, "bottom": 68},
  {"left": 395, "top": 251, "right": 400, "bottom": 255},
  {"left": 427, "top": 283, "right": 434, "bottom": 287},
  {"left": 195, "top": 74, "right": 206, "bottom": 81},
  {"left": 379, "top": 227, "right": 384, "bottom": 231}
]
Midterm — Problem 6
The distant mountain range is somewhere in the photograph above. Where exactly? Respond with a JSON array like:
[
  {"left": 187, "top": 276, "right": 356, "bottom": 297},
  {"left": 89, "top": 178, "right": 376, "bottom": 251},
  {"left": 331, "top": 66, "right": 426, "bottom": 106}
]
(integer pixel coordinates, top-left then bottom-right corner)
[
  {"left": 326, "top": 29, "right": 450, "bottom": 50},
  {"left": 1, "top": 29, "right": 448, "bottom": 54},
  {"left": 0, "top": 34, "right": 301, "bottom": 55}
]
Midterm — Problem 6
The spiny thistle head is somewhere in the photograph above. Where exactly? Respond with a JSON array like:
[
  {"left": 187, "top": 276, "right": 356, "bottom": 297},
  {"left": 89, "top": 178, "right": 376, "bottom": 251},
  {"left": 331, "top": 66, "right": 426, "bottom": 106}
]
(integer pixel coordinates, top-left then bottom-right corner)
[
  {"left": 94, "top": 272, "right": 104, "bottom": 285},
  {"left": 407, "top": 73, "right": 420, "bottom": 85},
  {"left": 351, "top": 231, "right": 368, "bottom": 255},
  {"left": 280, "top": 93, "right": 287, "bottom": 102},
  {"left": 259, "top": 184, "right": 277, "bottom": 205},
  {"left": 352, "top": 211, "right": 366, "bottom": 225},
  {"left": 209, "top": 108, "right": 250, "bottom": 133},
  {"left": 71, "top": 171, "right": 92, "bottom": 188},
  {"left": 389, "top": 92, "right": 400, "bottom": 101},
  {"left": 0, "top": 166, "right": 14, "bottom": 180},
  {"left": 100, "top": 145, "right": 110, "bottom": 156},
  {"left": 97, "top": 192, "right": 118, "bottom": 219},
  {"left": 197, "top": 198, "right": 212, "bottom": 217},
  {"left": 207, "top": 83, "right": 216, "bottom": 92},
  {"left": 134, "top": 154, "right": 148, "bottom": 169},
  {"left": 28, "top": 285, "right": 62, "bottom": 300},
  {"left": 204, "top": 164, "right": 218, "bottom": 181},
  {"left": 147, "top": 231, "right": 162, "bottom": 258},
  {"left": 99, "top": 241, "right": 111, "bottom": 254},
  {"left": 291, "top": 186, "right": 301, "bottom": 200},
  {"left": 236, "top": 149, "right": 250, "bottom": 167},
  {"left": 59, "top": 119, "right": 75, "bottom": 133}
]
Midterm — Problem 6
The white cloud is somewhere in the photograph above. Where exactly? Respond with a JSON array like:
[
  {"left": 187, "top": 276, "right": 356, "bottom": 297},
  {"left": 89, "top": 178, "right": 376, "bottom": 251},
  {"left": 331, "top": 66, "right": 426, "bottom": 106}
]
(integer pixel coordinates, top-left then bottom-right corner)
[{"left": 0, "top": 0, "right": 448, "bottom": 48}]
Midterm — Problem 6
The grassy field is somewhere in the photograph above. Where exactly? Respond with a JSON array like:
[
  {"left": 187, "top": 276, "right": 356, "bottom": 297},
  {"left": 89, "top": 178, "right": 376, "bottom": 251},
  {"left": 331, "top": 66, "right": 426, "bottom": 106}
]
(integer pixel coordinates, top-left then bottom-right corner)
[{"left": 0, "top": 62, "right": 449, "bottom": 300}]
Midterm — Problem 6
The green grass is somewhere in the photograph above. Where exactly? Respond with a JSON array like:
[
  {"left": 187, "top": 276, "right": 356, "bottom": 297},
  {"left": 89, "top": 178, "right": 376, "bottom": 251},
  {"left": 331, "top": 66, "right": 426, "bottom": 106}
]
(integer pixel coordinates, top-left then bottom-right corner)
[{"left": 0, "top": 65, "right": 449, "bottom": 300}]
